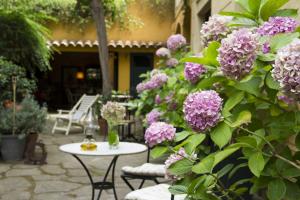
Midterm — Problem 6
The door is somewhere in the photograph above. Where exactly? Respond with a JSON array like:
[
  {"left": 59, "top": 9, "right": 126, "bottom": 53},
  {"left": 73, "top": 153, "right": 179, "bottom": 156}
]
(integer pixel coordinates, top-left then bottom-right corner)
[{"left": 130, "top": 53, "right": 154, "bottom": 96}]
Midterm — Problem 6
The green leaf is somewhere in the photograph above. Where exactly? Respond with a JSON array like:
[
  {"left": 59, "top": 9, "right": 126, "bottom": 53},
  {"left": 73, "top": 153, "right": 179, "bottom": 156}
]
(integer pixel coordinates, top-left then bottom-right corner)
[
  {"left": 167, "top": 77, "right": 177, "bottom": 87},
  {"left": 249, "top": 0, "right": 261, "bottom": 15},
  {"left": 234, "top": 77, "right": 262, "bottom": 96},
  {"left": 285, "top": 181, "right": 300, "bottom": 200},
  {"left": 257, "top": 53, "right": 276, "bottom": 62},
  {"left": 213, "top": 146, "right": 240, "bottom": 166},
  {"left": 185, "top": 134, "right": 206, "bottom": 154},
  {"left": 266, "top": 72, "right": 280, "bottom": 90},
  {"left": 249, "top": 152, "right": 265, "bottom": 177},
  {"left": 197, "top": 76, "right": 225, "bottom": 89},
  {"left": 295, "top": 134, "right": 300, "bottom": 150},
  {"left": 150, "top": 146, "right": 168, "bottom": 159},
  {"left": 168, "top": 158, "right": 193, "bottom": 175},
  {"left": 281, "top": 167, "right": 300, "bottom": 177},
  {"left": 267, "top": 179, "right": 286, "bottom": 200},
  {"left": 192, "top": 156, "right": 215, "bottom": 174},
  {"left": 230, "top": 110, "right": 252, "bottom": 128},
  {"left": 217, "top": 164, "right": 234, "bottom": 178},
  {"left": 272, "top": 9, "right": 298, "bottom": 17},
  {"left": 270, "top": 32, "right": 300, "bottom": 52},
  {"left": 260, "top": 0, "right": 289, "bottom": 21},
  {"left": 175, "top": 131, "right": 191, "bottom": 142},
  {"left": 220, "top": 11, "right": 256, "bottom": 20},
  {"left": 211, "top": 122, "right": 232, "bottom": 149},
  {"left": 169, "top": 185, "right": 188, "bottom": 195},
  {"left": 223, "top": 91, "right": 245, "bottom": 114},
  {"left": 235, "top": 0, "right": 250, "bottom": 11}
]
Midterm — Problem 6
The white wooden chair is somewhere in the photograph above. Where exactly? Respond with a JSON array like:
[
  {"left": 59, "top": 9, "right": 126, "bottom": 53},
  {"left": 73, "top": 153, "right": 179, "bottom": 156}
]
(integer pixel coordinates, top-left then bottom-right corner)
[
  {"left": 125, "top": 184, "right": 186, "bottom": 200},
  {"left": 51, "top": 94, "right": 100, "bottom": 135}
]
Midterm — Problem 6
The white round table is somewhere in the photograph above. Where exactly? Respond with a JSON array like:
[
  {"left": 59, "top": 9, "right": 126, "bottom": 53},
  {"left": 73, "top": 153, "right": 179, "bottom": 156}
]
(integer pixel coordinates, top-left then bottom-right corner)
[{"left": 59, "top": 142, "right": 147, "bottom": 200}]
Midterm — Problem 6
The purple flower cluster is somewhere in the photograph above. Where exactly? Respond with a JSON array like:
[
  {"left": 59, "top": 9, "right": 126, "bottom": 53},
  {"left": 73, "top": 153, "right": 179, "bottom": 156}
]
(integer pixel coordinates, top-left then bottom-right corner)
[
  {"left": 200, "top": 14, "right": 233, "bottom": 46},
  {"left": 144, "top": 122, "right": 176, "bottom": 147},
  {"left": 146, "top": 109, "right": 162, "bottom": 125},
  {"left": 136, "top": 72, "right": 168, "bottom": 93},
  {"left": 257, "top": 17, "right": 298, "bottom": 36},
  {"left": 167, "top": 34, "right": 187, "bottom": 51},
  {"left": 218, "top": 28, "right": 259, "bottom": 80},
  {"left": 184, "top": 62, "right": 207, "bottom": 84},
  {"left": 262, "top": 42, "right": 271, "bottom": 54},
  {"left": 156, "top": 47, "right": 171, "bottom": 58},
  {"left": 155, "top": 95, "right": 162, "bottom": 104},
  {"left": 166, "top": 58, "right": 179, "bottom": 67},
  {"left": 183, "top": 90, "right": 222, "bottom": 132},
  {"left": 278, "top": 95, "right": 295, "bottom": 105},
  {"left": 272, "top": 39, "right": 300, "bottom": 99}
]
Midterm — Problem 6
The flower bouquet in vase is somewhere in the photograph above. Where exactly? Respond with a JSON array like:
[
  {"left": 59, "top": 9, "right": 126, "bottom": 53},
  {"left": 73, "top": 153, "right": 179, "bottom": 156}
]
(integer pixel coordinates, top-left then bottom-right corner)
[{"left": 101, "top": 101, "right": 126, "bottom": 149}]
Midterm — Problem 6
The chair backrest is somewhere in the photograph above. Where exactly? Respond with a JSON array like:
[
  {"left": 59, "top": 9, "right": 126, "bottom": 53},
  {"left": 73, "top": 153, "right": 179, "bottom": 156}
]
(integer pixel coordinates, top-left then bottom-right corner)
[{"left": 71, "top": 94, "right": 100, "bottom": 121}]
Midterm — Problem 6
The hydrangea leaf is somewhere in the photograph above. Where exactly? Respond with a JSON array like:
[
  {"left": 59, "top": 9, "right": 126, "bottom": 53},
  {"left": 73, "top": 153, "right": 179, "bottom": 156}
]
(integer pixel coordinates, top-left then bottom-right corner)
[
  {"left": 266, "top": 72, "right": 280, "bottom": 90},
  {"left": 168, "top": 185, "right": 188, "bottom": 195},
  {"left": 168, "top": 158, "right": 193, "bottom": 175},
  {"left": 270, "top": 32, "right": 300, "bottom": 52},
  {"left": 234, "top": 77, "right": 262, "bottom": 96},
  {"left": 175, "top": 131, "right": 192, "bottom": 142},
  {"left": 150, "top": 146, "right": 168, "bottom": 159},
  {"left": 249, "top": 0, "right": 261, "bottom": 15},
  {"left": 267, "top": 179, "right": 286, "bottom": 200},
  {"left": 260, "top": 0, "right": 289, "bottom": 21},
  {"left": 249, "top": 152, "right": 265, "bottom": 177},
  {"left": 220, "top": 11, "right": 256, "bottom": 20},
  {"left": 229, "top": 111, "right": 252, "bottom": 128},
  {"left": 272, "top": 9, "right": 298, "bottom": 17},
  {"left": 223, "top": 91, "right": 245, "bottom": 115},
  {"left": 185, "top": 134, "right": 206, "bottom": 154},
  {"left": 235, "top": 0, "right": 250, "bottom": 11},
  {"left": 211, "top": 122, "right": 232, "bottom": 149},
  {"left": 192, "top": 156, "right": 215, "bottom": 174},
  {"left": 213, "top": 146, "right": 240, "bottom": 167}
]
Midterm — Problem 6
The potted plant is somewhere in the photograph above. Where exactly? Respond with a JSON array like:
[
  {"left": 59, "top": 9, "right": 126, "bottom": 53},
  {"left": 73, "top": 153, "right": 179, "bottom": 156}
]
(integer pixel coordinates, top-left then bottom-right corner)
[{"left": 0, "top": 96, "right": 47, "bottom": 161}]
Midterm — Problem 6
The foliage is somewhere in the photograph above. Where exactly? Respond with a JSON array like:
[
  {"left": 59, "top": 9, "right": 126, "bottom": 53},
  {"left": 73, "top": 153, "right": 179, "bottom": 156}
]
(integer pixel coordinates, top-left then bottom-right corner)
[
  {"left": 133, "top": 0, "right": 300, "bottom": 199},
  {"left": 0, "top": 96, "right": 47, "bottom": 135},
  {"left": 0, "top": 8, "right": 52, "bottom": 73},
  {"left": 0, "top": 57, "right": 36, "bottom": 102}
]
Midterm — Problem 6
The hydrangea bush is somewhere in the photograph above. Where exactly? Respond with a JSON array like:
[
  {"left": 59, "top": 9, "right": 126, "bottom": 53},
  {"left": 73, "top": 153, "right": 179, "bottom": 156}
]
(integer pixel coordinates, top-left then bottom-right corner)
[{"left": 132, "top": 1, "right": 300, "bottom": 199}]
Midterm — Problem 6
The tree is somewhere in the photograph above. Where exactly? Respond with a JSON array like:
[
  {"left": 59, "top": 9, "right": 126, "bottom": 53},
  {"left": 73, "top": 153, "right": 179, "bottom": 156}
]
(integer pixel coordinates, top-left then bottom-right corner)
[{"left": 90, "top": 0, "right": 111, "bottom": 96}]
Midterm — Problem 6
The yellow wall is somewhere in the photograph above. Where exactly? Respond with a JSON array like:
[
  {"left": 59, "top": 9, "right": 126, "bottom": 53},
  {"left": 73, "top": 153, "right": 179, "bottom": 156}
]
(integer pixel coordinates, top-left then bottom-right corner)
[{"left": 49, "top": 1, "right": 174, "bottom": 42}]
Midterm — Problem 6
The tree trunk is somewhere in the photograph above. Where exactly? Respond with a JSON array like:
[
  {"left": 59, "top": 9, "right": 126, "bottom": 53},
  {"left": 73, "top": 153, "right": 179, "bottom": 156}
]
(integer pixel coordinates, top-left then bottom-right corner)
[{"left": 90, "top": 0, "right": 112, "bottom": 97}]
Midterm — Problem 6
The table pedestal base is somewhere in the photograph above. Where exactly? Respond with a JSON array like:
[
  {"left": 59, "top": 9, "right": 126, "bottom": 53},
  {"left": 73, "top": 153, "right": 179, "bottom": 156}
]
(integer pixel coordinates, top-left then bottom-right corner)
[{"left": 72, "top": 154, "right": 119, "bottom": 200}]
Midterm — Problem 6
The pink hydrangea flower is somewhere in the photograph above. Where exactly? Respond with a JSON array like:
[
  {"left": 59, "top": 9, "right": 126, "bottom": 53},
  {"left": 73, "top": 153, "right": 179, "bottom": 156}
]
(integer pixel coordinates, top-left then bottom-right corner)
[
  {"left": 166, "top": 58, "right": 179, "bottom": 67},
  {"left": 218, "top": 28, "right": 259, "bottom": 80},
  {"left": 155, "top": 95, "right": 162, "bottom": 104},
  {"left": 184, "top": 62, "right": 207, "bottom": 84},
  {"left": 200, "top": 14, "right": 233, "bottom": 46},
  {"left": 144, "top": 122, "right": 176, "bottom": 147},
  {"left": 183, "top": 90, "right": 223, "bottom": 132},
  {"left": 146, "top": 109, "right": 162, "bottom": 125},
  {"left": 258, "top": 17, "right": 298, "bottom": 36},
  {"left": 136, "top": 82, "right": 146, "bottom": 93},
  {"left": 156, "top": 47, "right": 171, "bottom": 58},
  {"left": 167, "top": 34, "right": 187, "bottom": 51},
  {"left": 272, "top": 39, "right": 300, "bottom": 99}
]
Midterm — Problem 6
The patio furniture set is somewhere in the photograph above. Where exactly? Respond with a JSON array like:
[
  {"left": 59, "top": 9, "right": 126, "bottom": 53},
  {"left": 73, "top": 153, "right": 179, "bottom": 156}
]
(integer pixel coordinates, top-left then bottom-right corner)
[{"left": 52, "top": 94, "right": 182, "bottom": 200}]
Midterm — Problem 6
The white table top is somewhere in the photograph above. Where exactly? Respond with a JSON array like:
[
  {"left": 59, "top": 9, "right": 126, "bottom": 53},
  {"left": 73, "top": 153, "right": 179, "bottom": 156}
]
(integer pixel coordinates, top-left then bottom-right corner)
[{"left": 59, "top": 142, "right": 147, "bottom": 156}]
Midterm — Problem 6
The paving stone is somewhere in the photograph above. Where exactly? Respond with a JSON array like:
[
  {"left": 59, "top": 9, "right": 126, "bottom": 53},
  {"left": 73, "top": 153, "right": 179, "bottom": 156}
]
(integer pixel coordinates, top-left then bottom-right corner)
[
  {"left": 40, "top": 165, "right": 66, "bottom": 175},
  {"left": 62, "top": 161, "right": 81, "bottom": 169},
  {"left": 33, "top": 192, "right": 73, "bottom": 200},
  {"left": 1, "top": 190, "right": 31, "bottom": 200},
  {"left": 12, "top": 164, "right": 39, "bottom": 169},
  {"left": 0, "top": 177, "right": 31, "bottom": 194},
  {"left": 32, "top": 174, "right": 67, "bottom": 181},
  {"left": 67, "top": 168, "right": 88, "bottom": 177},
  {"left": 65, "top": 176, "right": 90, "bottom": 184},
  {"left": 34, "top": 180, "right": 81, "bottom": 193},
  {"left": 0, "top": 164, "right": 10, "bottom": 174},
  {"left": 6, "top": 168, "right": 42, "bottom": 177}
]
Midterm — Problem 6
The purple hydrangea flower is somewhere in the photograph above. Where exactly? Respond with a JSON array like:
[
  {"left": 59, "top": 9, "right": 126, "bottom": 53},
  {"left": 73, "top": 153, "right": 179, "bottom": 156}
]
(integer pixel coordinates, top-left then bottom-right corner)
[
  {"left": 218, "top": 28, "right": 259, "bottom": 80},
  {"left": 155, "top": 95, "right": 162, "bottom": 104},
  {"left": 144, "top": 122, "right": 176, "bottom": 147},
  {"left": 258, "top": 17, "right": 298, "bottom": 36},
  {"left": 166, "top": 58, "right": 179, "bottom": 67},
  {"left": 167, "top": 34, "right": 187, "bottom": 51},
  {"left": 272, "top": 39, "right": 300, "bottom": 99},
  {"left": 184, "top": 62, "right": 207, "bottom": 84},
  {"left": 165, "top": 148, "right": 187, "bottom": 179},
  {"left": 146, "top": 109, "right": 162, "bottom": 125},
  {"left": 148, "top": 73, "right": 168, "bottom": 89},
  {"left": 262, "top": 42, "right": 271, "bottom": 54},
  {"left": 183, "top": 90, "right": 223, "bottom": 132},
  {"left": 200, "top": 14, "right": 233, "bottom": 46},
  {"left": 136, "top": 82, "right": 146, "bottom": 93},
  {"left": 156, "top": 47, "right": 171, "bottom": 58},
  {"left": 278, "top": 95, "right": 295, "bottom": 105},
  {"left": 165, "top": 92, "right": 174, "bottom": 103}
]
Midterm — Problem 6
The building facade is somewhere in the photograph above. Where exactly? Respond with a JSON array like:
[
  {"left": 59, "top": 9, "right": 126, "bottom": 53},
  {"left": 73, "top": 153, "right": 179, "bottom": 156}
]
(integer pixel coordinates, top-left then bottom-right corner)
[{"left": 42, "top": 1, "right": 174, "bottom": 109}]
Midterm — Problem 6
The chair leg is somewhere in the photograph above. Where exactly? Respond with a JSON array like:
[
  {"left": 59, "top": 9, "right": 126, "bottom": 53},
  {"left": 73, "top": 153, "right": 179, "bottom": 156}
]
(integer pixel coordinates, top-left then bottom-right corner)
[
  {"left": 121, "top": 175, "right": 135, "bottom": 191},
  {"left": 138, "top": 179, "right": 145, "bottom": 189},
  {"left": 52, "top": 119, "right": 58, "bottom": 134},
  {"left": 65, "top": 121, "right": 72, "bottom": 136}
]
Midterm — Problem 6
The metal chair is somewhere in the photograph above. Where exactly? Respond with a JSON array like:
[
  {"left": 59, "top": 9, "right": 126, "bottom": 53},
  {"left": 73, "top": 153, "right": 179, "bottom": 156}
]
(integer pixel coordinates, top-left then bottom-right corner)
[{"left": 121, "top": 146, "right": 166, "bottom": 190}]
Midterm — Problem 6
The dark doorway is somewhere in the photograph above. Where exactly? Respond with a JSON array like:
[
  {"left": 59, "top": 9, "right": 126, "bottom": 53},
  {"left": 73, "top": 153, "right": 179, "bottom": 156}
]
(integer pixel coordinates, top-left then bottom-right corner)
[{"left": 130, "top": 53, "right": 154, "bottom": 96}]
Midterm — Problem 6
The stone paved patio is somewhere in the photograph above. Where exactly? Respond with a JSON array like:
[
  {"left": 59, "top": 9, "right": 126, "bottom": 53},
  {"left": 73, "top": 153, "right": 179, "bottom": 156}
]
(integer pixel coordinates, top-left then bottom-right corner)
[{"left": 0, "top": 119, "right": 165, "bottom": 200}]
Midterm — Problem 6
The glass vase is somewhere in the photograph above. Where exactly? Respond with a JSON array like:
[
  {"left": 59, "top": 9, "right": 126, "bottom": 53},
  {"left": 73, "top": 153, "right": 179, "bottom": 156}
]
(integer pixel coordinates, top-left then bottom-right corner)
[{"left": 108, "top": 125, "right": 119, "bottom": 149}]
